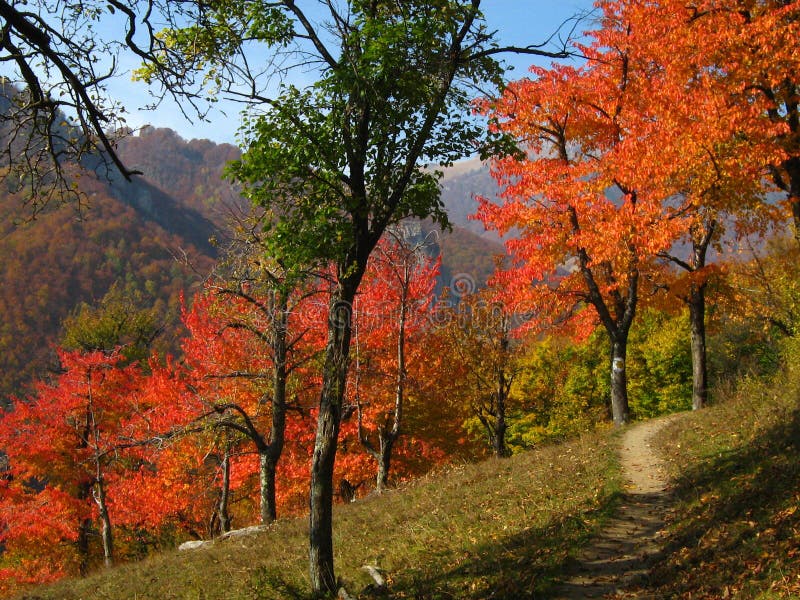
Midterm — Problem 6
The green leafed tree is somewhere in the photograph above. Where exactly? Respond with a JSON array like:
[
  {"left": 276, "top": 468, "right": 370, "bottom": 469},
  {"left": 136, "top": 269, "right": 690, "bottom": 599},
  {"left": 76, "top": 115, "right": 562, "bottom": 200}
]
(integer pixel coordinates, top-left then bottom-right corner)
[
  {"left": 136, "top": 1, "right": 572, "bottom": 592},
  {"left": 61, "top": 280, "right": 163, "bottom": 366}
]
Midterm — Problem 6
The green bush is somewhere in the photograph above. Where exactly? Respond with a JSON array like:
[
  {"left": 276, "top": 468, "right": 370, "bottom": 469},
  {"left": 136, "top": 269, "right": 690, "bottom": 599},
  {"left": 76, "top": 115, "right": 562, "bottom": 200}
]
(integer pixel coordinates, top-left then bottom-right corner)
[
  {"left": 508, "top": 331, "right": 608, "bottom": 451},
  {"left": 627, "top": 308, "right": 693, "bottom": 418}
]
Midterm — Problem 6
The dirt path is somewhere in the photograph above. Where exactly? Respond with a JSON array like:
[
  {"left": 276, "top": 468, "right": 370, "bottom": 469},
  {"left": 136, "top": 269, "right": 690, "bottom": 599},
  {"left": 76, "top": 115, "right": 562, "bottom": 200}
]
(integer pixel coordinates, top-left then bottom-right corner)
[{"left": 549, "top": 415, "right": 681, "bottom": 599}]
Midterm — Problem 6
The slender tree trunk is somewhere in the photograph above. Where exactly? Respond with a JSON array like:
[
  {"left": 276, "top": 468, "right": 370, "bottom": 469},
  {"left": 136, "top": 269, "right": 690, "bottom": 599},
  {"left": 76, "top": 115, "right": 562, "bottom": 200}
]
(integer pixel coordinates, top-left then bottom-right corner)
[
  {"left": 218, "top": 450, "right": 231, "bottom": 534},
  {"left": 574, "top": 220, "right": 637, "bottom": 427},
  {"left": 262, "top": 291, "right": 288, "bottom": 523},
  {"left": 495, "top": 429, "right": 507, "bottom": 457},
  {"left": 77, "top": 480, "right": 92, "bottom": 576},
  {"left": 98, "top": 503, "right": 113, "bottom": 568},
  {"left": 682, "top": 222, "right": 714, "bottom": 411},
  {"left": 688, "top": 283, "right": 708, "bottom": 410},
  {"left": 376, "top": 435, "right": 394, "bottom": 491},
  {"left": 492, "top": 416, "right": 508, "bottom": 457},
  {"left": 77, "top": 518, "right": 92, "bottom": 575},
  {"left": 310, "top": 286, "right": 356, "bottom": 596},
  {"left": 86, "top": 385, "right": 115, "bottom": 569},
  {"left": 494, "top": 368, "right": 509, "bottom": 458},
  {"left": 610, "top": 338, "right": 630, "bottom": 426},
  {"left": 92, "top": 473, "right": 114, "bottom": 568},
  {"left": 375, "top": 278, "right": 407, "bottom": 491}
]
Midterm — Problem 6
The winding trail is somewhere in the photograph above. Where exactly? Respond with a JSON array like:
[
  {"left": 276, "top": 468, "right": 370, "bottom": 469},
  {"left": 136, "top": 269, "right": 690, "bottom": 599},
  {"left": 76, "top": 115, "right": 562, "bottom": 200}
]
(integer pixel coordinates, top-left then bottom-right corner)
[{"left": 550, "top": 415, "right": 681, "bottom": 599}]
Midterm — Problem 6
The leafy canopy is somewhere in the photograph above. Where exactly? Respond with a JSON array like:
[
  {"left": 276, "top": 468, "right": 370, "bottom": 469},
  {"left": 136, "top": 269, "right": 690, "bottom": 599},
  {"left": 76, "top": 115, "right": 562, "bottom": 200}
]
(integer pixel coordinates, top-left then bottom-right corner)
[{"left": 206, "top": 0, "right": 506, "bottom": 271}]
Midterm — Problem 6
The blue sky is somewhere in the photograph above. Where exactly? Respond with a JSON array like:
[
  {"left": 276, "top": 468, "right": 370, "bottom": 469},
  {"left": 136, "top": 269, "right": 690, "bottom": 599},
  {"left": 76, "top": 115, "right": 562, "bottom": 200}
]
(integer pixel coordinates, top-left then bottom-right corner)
[{"left": 113, "top": 1, "right": 597, "bottom": 145}]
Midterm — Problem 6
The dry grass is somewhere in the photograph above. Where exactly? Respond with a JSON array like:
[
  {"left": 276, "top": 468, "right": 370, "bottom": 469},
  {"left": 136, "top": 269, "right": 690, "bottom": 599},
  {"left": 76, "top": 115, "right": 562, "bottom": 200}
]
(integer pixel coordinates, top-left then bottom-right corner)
[
  {"left": 650, "top": 373, "right": 800, "bottom": 599},
  {"left": 15, "top": 430, "right": 621, "bottom": 600}
]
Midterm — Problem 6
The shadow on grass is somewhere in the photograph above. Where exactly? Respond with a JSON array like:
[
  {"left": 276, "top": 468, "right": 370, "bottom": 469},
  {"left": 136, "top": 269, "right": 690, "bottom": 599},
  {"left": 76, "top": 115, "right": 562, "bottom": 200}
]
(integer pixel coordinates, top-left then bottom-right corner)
[
  {"left": 381, "top": 494, "right": 623, "bottom": 600},
  {"left": 250, "top": 566, "right": 310, "bottom": 599},
  {"left": 649, "top": 404, "right": 800, "bottom": 597}
]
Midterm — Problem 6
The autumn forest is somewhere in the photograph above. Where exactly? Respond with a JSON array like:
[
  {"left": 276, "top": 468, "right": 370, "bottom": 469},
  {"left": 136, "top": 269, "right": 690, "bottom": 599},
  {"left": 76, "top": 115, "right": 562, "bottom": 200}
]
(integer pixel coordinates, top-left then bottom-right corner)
[{"left": 0, "top": 0, "right": 799, "bottom": 597}]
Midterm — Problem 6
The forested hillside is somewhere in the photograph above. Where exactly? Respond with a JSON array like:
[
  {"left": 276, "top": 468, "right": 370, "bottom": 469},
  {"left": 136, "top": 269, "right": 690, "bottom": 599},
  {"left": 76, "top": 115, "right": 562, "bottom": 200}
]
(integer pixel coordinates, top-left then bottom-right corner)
[
  {"left": 438, "top": 157, "right": 502, "bottom": 241},
  {"left": 0, "top": 171, "right": 216, "bottom": 398},
  {"left": 0, "top": 126, "right": 502, "bottom": 399},
  {"left": 115, "top": 126, "right": 244, "bottom": 225}
]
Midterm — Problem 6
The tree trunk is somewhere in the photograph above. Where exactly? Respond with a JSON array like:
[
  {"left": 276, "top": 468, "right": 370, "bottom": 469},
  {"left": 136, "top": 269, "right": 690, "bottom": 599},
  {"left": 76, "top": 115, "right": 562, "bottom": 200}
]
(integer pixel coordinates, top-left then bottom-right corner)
[
  {"left": 92, "top": 474, "right": 114, "bottom": 568},
  {"left": 310, "top": 288, "right": 356, "bottom": 596},
  {"left": 218, "top": 450, "right": 231, "bottom": 534},
  {"left": 309, "top": 380, "right": 343, "bottom": 596},
  {"left": 376, "top": 435, "right": 394, "bottom": 492},
  {"left": 494, "top": 366, "right": 509, "bottom": 458},
  {"left": 492, "top": 418, "right": 508, "bottom": 457},
  {"left": 259, "top": 452, "right": 277, "bottom": 524},
  {"left": 688, "top": 283, "right": 708, "bottom": 410},
  {"left": 684, "top": 222, "right": 713, "bottom": 411},
  {"left": 610, "top": 339, "right": 630, "bottom": 426},
  {"left": 263, "top": 292, "right": 288, "bottom": 523},
  {"left": 77, "top": 480, "right": 92, "bottom": 576},
  {"left": 574, "top": 224, "right": 637, "bottom": 428},
  {"left": 375, "top": 277, "right": 408, "bottom": 491},
  {"left": 77, "top": 517, "right": 91, "bottom": 576}
]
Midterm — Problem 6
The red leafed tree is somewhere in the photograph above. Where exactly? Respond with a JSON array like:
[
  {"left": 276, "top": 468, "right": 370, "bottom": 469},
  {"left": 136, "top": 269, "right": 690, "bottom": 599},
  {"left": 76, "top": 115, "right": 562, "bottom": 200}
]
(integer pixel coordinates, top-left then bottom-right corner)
[
  {"left": 639, "top": 0, "right": 789, "bottom": 408},
  {"left": 110, "top": 357, "right": 236, "bottom": 539},
  {"left": 475, "top": 33, "right": 687, "bottom": 424},
  {"left": 178, "top": 269, "right": 325, "bottom": 525},
  {"left": 351, "top": 230, "right": 442, "bottom": 491},
  {"left": 0, "top": 349, "right": 141, "bottom": 589}
]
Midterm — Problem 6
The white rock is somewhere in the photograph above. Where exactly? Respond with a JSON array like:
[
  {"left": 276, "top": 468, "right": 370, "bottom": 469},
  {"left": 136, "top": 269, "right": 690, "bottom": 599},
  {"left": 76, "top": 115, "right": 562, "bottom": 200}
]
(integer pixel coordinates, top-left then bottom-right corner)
[{"left": 178, "top": 540, "right": 208, "bottom": 551}]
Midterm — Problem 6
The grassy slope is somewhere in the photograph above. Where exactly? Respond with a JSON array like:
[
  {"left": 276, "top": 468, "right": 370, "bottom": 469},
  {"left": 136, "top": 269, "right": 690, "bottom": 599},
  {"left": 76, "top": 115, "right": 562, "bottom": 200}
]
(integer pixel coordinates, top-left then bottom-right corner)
[
  {"left": 650, "top": 374, "right": 800, "bottom": 599},
  {"left": 18, "top": 367, "right": 800, "bottom": 600},
  {"left": 17, "top": 432, "right": 621, "bottom": 600}
]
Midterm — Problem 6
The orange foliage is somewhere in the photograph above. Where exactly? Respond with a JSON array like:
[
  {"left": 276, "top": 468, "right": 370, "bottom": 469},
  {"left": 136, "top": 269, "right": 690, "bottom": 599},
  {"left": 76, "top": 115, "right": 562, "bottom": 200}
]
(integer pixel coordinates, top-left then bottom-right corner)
[{"left": 474, "top": 51, "right": 677, "bottom": 341}]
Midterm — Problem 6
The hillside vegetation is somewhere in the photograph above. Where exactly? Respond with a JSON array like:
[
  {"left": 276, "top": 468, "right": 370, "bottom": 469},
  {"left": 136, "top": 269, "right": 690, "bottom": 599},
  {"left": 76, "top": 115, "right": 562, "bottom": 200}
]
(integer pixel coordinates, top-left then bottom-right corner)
[
  {"left": 16, "top": 357, "right": 800, "bottom": 599},
  {"left": 2, "top": 1, "right": 799, "bottom": 595},
  {"left": 649, "top": 352, "right": 800, "bottom": 598},
  {"left": 17, "top": 430, "right": 621, "bottom": 600},
  {"left": 0, "top": 176, "right": 216, "bottom": 397}
]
